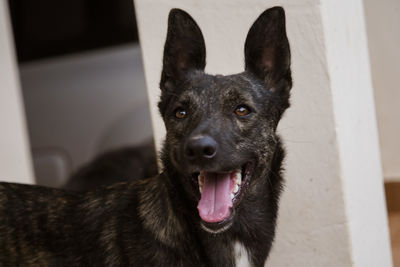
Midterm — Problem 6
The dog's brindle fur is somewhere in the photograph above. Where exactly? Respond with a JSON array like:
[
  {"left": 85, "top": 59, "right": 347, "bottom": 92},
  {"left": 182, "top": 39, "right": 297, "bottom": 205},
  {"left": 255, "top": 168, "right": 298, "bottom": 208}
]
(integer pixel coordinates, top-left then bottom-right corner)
[{"left": 0, "top": 7, "right": 292, "bottom": 266}]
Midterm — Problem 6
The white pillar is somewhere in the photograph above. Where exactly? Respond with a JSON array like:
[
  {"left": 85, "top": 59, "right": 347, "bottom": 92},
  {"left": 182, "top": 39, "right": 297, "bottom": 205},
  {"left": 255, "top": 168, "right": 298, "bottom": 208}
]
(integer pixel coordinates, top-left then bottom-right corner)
[
  {"left": 0, "top": 0, "right": 34, "bottom": 184},
  {"left": 134, "top": 0, "right": 392, "bottom": 266},
  {"left": 316, "top": 0, "right": 392, "bottom": 265}
]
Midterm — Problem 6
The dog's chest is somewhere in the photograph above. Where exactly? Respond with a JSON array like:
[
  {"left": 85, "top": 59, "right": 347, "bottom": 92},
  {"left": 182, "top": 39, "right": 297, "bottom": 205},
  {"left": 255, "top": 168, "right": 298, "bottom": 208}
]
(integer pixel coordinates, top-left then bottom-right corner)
[{"left": 233, "top": 241, "right": 251, "bottom": 267}]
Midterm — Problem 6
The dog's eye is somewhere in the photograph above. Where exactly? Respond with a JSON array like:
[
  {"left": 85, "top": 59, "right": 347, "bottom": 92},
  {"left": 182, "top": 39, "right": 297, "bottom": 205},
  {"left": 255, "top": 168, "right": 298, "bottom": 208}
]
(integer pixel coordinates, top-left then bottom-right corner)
[
  {"left": 175, "top": 108, "right": 187, "bottom": 119},
  {"left": 235, "top": 105, "right": 251, "bottom": 117}
]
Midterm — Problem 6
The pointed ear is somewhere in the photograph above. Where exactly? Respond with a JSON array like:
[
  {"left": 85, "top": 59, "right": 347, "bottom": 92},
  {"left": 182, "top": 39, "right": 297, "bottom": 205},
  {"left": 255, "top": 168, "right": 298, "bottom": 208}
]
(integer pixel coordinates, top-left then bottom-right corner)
[
  {"left": 244, "top": 7, "right": 291, "bottom": 92},
  {"left": 160, "top": 9, "right": 206, "bottom": 90}
]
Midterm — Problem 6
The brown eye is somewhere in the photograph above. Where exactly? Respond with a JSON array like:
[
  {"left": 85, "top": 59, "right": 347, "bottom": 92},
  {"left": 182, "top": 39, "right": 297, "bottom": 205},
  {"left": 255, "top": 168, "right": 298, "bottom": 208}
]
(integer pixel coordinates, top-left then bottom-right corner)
[
  {"left": 175, "top": 108, "right": 187, "bottom": 119},
  {"left": 235, "top": 105, "right": 251, "bottom": 116}
]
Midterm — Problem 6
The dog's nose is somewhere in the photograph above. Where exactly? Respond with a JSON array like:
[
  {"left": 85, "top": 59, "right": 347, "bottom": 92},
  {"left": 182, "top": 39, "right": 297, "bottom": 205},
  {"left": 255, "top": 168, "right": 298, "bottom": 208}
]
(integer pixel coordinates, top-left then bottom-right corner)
[{"left": 185, "top": 135, "right": 217, "bottom": 161}]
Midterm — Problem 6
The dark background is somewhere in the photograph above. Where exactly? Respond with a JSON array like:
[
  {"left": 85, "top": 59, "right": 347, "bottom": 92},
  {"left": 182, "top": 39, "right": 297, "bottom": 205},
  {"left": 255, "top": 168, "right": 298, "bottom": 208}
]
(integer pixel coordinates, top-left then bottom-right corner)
[{"left": 7, "top": 0, "right": 139, "bottom": 62}]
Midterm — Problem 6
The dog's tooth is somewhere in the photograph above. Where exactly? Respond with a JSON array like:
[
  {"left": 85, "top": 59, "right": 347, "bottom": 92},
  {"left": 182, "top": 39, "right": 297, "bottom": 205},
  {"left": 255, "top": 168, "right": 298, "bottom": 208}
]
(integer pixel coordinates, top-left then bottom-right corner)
[
  {"left": 198, "top": 174, "right": 204, "bottom": 194},
  {"left": 236, "top": 173, "right": 242, "bottom": 185},
  {"left": 198, "top": 175, "right": 204, "bottom": 185},
  {"left": 231, "top": 193, "right": 235, "bottom": 200},
  {"left": 197, "top": 173, "right": 204, "bottom": 194},
  {"left": 234, "top": 184, "right": 239, "bottom": 193}
]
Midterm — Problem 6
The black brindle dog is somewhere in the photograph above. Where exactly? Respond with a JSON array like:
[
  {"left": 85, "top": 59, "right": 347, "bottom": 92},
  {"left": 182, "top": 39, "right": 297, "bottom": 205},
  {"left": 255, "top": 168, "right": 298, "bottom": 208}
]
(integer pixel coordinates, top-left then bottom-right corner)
[{"left": 0, "top": 6, "right": 292, "bottom": 266}]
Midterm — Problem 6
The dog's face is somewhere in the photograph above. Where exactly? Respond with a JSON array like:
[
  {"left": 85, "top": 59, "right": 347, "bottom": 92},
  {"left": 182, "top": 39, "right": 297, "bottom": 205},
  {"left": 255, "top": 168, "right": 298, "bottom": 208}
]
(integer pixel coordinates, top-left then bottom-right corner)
[{"left": 159, "top": 7, "right": 291, "bottom": 233}]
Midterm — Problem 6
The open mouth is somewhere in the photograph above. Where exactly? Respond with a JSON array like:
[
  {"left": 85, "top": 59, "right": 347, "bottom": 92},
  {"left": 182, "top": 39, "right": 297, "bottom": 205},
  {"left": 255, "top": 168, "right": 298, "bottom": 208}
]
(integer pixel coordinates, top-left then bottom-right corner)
[{"left": 193, "top": 162, "right": 253, "bottom": 232}]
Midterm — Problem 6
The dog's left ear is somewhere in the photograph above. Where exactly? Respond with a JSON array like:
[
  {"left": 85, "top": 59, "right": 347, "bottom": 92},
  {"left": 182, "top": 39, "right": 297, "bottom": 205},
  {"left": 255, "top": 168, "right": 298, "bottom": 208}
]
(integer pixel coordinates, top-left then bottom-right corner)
[
  {"left": 244, "top": 7, "right": 291, "bottom": 93},
  {"left": 160, "top": 9, "right": 206, "bottom": 91}
]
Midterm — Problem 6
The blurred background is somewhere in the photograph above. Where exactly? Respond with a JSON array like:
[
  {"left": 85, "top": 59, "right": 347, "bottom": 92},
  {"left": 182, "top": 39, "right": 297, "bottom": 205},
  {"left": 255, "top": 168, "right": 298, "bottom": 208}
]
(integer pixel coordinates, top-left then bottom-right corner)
[
  {"left": 0, "top": 0, "right": 398, "bottom": 265},
  {"left": 7, "top": 0, "right": 154, "bottom": 188}
]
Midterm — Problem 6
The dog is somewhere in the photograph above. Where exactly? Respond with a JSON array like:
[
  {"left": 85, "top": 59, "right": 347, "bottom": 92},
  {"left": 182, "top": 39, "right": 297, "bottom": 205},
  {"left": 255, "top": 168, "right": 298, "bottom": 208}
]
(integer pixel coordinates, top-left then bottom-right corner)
[{"left": 0, "top": 6, "right": 292, "bottom": 266}]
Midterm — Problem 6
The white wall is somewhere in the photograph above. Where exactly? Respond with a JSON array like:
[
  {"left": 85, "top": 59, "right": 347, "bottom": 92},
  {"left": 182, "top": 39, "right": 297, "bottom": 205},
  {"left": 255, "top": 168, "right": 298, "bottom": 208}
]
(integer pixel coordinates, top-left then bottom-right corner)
[
  {"left": 364, "top": 0, "right": 400, "bottom": 182},
  {"left": 135, "top": 0, "right": 392, "bottom": 266},
  {"left": 0, "top": 0, "right": 34, "bottom": 184}
]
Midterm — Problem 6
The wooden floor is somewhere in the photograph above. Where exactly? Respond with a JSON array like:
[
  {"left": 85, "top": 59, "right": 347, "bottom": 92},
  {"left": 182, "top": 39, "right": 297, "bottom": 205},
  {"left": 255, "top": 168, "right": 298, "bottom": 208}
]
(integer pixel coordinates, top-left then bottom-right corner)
[
  {"left": 386, "top": 182, "right": 400, "bottom": 266},
  {"left": 389, "top": 212, "right": 400, "bottom": 267}
]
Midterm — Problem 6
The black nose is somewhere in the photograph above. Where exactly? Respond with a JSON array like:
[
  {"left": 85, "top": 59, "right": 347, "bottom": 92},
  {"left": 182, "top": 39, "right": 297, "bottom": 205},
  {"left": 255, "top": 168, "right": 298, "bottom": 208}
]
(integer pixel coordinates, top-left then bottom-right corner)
[{"left": 185, "top": 135, "right": 217, "bottom": 161}]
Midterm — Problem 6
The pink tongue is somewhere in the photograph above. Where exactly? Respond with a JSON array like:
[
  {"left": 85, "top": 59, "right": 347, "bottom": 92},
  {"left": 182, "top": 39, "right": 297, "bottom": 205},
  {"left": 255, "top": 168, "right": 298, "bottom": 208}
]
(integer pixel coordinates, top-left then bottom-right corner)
[{"left": 197, "top": 173, "right": 232, "bottom": 223}]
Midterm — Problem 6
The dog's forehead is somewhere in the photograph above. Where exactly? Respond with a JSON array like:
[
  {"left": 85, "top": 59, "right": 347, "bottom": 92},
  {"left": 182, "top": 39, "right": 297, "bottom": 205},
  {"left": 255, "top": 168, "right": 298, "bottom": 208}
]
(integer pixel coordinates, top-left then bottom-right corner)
[{"left": 182, "top": 72, "right": 266, "bottom": 102}]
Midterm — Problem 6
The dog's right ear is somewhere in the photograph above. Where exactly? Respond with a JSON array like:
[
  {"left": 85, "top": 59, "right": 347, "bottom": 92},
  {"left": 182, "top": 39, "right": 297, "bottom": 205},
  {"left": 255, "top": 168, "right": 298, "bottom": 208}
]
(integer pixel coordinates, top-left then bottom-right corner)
[{"left": 160, "top": 9, "right": 206, "bottom": 91}]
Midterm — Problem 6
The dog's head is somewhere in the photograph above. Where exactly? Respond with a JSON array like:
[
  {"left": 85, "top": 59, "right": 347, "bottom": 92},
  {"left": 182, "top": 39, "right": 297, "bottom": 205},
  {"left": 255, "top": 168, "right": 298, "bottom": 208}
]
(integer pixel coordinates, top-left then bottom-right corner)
[{"left": 159, "top": 7, "right": 291, "bottom": 233}]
